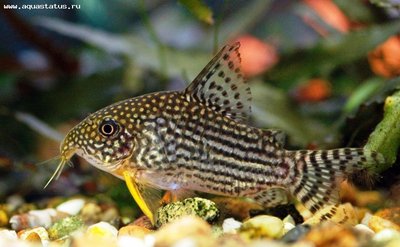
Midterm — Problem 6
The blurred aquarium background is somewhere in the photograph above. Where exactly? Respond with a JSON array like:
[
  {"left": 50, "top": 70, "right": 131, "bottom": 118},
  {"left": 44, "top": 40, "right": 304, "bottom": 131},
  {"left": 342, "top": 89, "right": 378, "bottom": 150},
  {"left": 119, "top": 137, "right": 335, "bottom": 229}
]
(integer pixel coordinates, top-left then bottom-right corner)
[{"left": 0, "top": 0, "right": 400, "bottom": 215}]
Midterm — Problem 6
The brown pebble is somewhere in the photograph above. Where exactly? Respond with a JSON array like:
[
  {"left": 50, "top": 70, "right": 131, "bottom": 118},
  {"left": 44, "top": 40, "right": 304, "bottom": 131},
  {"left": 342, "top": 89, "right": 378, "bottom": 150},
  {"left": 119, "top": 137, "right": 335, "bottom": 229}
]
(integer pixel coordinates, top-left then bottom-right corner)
[
  {"left": 133, "top": 215, "right": 154, "bottom": 230},
  {"left": 340, "top": 182, "right": 383, "bottom": 208},
  {"left": 212, "top": 197, "right": 262, "bottom": 221},
  {"left": 72, "top": 236, "right": 117, "bottom": 247},
  {"left": 301, "top": 222, "right": 370, "bottom": 247}
]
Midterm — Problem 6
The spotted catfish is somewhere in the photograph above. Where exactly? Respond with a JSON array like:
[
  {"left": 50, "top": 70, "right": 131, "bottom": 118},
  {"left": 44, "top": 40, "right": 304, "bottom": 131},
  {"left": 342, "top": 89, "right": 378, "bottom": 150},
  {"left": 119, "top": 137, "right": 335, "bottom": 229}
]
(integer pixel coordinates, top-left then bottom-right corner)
[{"left": 47, "top": 43, "right": 384, "bottom": 224}]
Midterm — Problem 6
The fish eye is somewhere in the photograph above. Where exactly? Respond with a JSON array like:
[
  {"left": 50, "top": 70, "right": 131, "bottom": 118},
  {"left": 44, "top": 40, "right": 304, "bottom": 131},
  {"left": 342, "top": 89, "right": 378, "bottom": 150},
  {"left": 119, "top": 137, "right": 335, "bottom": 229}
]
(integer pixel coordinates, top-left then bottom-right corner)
[{"left": 99, "top": 118, "right": 119, "bottom": 137}]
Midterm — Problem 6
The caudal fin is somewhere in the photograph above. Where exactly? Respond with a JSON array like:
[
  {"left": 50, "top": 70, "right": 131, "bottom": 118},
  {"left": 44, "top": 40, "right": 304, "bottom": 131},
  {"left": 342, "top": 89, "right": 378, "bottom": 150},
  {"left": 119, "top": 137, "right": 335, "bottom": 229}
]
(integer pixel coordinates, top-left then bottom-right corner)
[{"left": 287, "top": 148, "right": 385, "bottom": 214}]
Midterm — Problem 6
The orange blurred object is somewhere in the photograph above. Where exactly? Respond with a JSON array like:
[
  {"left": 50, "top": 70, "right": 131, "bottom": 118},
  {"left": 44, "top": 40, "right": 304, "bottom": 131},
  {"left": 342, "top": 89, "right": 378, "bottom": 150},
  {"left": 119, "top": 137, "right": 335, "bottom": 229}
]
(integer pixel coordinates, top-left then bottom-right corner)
[
  {"left": 234, "top": 35, "right": 278, "bottom": 77},
  {"left": 294, "top": 78, "right": 332, "bottom": 102},
  {"left": 368, "top": 35, "right": 400, "bottom": 78},
  {"left": 303, "top": 0, "right": 351, "bottom": 34}
]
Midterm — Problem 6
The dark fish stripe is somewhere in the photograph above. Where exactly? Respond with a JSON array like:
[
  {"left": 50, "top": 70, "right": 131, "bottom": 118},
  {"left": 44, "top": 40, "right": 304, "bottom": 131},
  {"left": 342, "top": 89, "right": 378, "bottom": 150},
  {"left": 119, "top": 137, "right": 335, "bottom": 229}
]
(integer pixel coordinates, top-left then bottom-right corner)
[
  {"left": 174, "top": 142, "right": 271, "bottom": 183},
  {"left": 178, "top": 130, "right": 278, "bottom": 166}
]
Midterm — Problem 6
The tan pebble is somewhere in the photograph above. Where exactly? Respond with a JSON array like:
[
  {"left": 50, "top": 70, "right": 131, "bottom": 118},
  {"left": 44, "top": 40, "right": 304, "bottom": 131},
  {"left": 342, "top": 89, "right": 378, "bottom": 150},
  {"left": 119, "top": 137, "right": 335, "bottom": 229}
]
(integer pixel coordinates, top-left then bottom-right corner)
[
  {"left": 368, "top": 215, "right": 400, "bottom": 232},
  {"left": 118, "top": 225, "right": 152, "bottom": 238},
  {"left": 73, "top": 235, "right": 118, "bottom": 247},
  {"left": 239, "top": 215, "right": 284, "bottom": 239},
  {"left": 154, "top": 216, "right": 213, "bottom": 247},
  {"left": 100, "top": 207, "right": 119, "bottom": 222},
  {"left": 386, "top": 238, "right": 400, "bottom": 247},
  {"left": 18, "top": 227, "right": 49, "bottom": 245},
  {"left": 215, "top": 234, "right": 247, "bottom": 247},
  {"left": 247, "top": 239, "right": 289, "bottom": 247},
  {"left": 80, "top": 202, "right": 101, "bottom": 224},
  {"left": 304, "top": 203, "right": 358, "bottom": 226}
]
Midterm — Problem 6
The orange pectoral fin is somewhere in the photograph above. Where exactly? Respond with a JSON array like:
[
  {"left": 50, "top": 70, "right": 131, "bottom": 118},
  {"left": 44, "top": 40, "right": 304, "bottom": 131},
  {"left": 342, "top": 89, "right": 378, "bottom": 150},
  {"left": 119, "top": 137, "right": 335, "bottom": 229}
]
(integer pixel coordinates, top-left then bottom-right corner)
[{"left": 123, "top": 171, "right": 163, "bottom": 225}]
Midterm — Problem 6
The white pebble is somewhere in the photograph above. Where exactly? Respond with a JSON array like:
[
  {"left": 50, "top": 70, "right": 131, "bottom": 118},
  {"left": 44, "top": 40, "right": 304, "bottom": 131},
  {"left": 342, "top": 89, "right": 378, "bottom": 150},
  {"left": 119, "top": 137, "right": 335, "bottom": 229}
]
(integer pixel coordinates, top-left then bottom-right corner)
[
  {"left": 173, "top": 237, "right": 198, "bottom": 247},
  {"left": 0, "top": 230, "right": 18, "bottom": 240},
  {"left": 361, "top": 212, "right": 373, "bottom": 226},
  {"left": 0, "top": 238, "right": 30, "bottom": 247},
  {"left": 283, "top": 215, "right": 295, "bottom": 225},
  {"left": 222, "top": 218, "right": 242, "bottom": 233},
  {"left": 29, "top": 208, "right": 57, "bottom": 228},
  {"left": 0, "top": 230, "right": 30, "bottom": 247},
  {"left": 87, "top": 222, "right": 118, "bottom": 238},
  {"left": 283, "top": 222, "right": 295, "bottom": 233},
  {"left": 373, "top": 229, "right": 400, "bottom": 242},
  {"left": 144, "top": 234, "right": 156, "bottom": 247},
  {"left": 56, "top": 198, "right": 85, "bottom": 215},
  {"left": 118, "top": 236, "right": 147, "bottom": 247},
  {"left": 354, "top": 224, "right": 375, "bottom": 236}
]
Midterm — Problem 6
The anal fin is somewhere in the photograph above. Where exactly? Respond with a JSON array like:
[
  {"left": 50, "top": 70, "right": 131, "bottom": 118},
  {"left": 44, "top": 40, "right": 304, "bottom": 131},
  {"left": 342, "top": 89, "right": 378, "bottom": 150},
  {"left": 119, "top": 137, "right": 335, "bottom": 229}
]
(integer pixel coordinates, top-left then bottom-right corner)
[
  {"left": 250, "top": 187, "right": 289, "bottom": 208},
  {"left": 123, "top": 171, "right": 163, "bottom": 225}
]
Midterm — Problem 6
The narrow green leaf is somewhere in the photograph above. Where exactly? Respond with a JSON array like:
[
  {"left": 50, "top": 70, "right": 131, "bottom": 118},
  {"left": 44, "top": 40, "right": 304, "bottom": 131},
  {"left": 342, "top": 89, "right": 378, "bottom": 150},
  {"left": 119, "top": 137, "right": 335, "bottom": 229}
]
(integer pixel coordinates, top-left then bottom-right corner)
[
  {"left": 343, "top": 77, "right": 384, "bottom": 114},
  {"left": 179, "top": 0, "right": 214, "bottom": 24},
  {"left": 268, "top": 20, "right": 400, "bottom": 84}
]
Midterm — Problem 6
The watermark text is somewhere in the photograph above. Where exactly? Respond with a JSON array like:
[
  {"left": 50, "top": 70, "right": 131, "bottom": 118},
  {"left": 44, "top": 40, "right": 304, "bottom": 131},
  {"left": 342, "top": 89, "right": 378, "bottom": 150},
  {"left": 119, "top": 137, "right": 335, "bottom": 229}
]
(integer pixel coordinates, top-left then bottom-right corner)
[{"left": 3, "top": 4, "right": 81, "bottom": 10}]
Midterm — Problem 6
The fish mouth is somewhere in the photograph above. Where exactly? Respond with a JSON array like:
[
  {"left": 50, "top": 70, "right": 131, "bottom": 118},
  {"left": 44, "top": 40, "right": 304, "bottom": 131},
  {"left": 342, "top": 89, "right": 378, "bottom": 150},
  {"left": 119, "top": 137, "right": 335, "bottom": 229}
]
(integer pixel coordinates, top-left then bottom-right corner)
[{"left": 44, "top": 147, "right": 77, "bottom": 188}]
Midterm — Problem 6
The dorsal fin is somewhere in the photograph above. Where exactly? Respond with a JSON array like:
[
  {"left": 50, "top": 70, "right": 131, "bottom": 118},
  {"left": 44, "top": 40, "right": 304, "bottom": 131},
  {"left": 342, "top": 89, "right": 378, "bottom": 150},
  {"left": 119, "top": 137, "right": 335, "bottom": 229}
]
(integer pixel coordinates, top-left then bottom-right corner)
[{"left": 184, "top": 42, "right": 252, "bottom": 122}]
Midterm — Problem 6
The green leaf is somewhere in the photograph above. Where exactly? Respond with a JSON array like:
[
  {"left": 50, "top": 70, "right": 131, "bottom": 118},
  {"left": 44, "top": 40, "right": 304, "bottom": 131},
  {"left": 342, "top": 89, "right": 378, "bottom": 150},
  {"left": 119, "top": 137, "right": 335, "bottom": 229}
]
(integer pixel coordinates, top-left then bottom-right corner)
[
  {"left": 267, "top": 20, "right": 400, "bottom": 85},
  {"left": 251, "top": 81, "right": 330, "bottom": 147},
  {"left": 364, "top": 80, "right": 400, "bottom": 172},
  {"left": 179, "top": 0, "right": 214, "bottom": 25},
  {"left": 343, "top": 77, "right": 384, "bottom": 114},
  {"left": 334, "top": 0, "right": 375, "bottom": 23},
  {"left": 34, "top": 17, "right": 212, "bottom": 80}
]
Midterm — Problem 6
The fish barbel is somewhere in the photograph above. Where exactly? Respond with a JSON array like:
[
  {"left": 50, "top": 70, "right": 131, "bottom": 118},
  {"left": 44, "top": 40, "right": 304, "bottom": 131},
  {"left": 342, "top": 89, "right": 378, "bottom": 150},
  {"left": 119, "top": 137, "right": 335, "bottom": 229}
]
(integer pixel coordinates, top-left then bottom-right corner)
[{"left": 49, "top": 42, "right": 384, "bottom": 224}]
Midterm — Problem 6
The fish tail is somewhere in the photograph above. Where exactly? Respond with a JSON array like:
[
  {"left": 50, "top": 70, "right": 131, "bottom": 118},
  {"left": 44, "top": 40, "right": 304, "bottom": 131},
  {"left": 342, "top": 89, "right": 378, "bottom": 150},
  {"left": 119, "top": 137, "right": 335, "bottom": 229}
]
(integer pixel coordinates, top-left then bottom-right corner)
[{"left": 286, "top": 148, "right": 385, "bottom": 214}]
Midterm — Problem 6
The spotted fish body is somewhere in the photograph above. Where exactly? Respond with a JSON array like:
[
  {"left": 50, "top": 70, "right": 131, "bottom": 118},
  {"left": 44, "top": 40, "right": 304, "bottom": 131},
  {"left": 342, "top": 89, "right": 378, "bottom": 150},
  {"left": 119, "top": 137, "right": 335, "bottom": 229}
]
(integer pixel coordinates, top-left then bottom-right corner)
[{"left": 58, "top": 43, "right": 384, "bottom": 221}]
